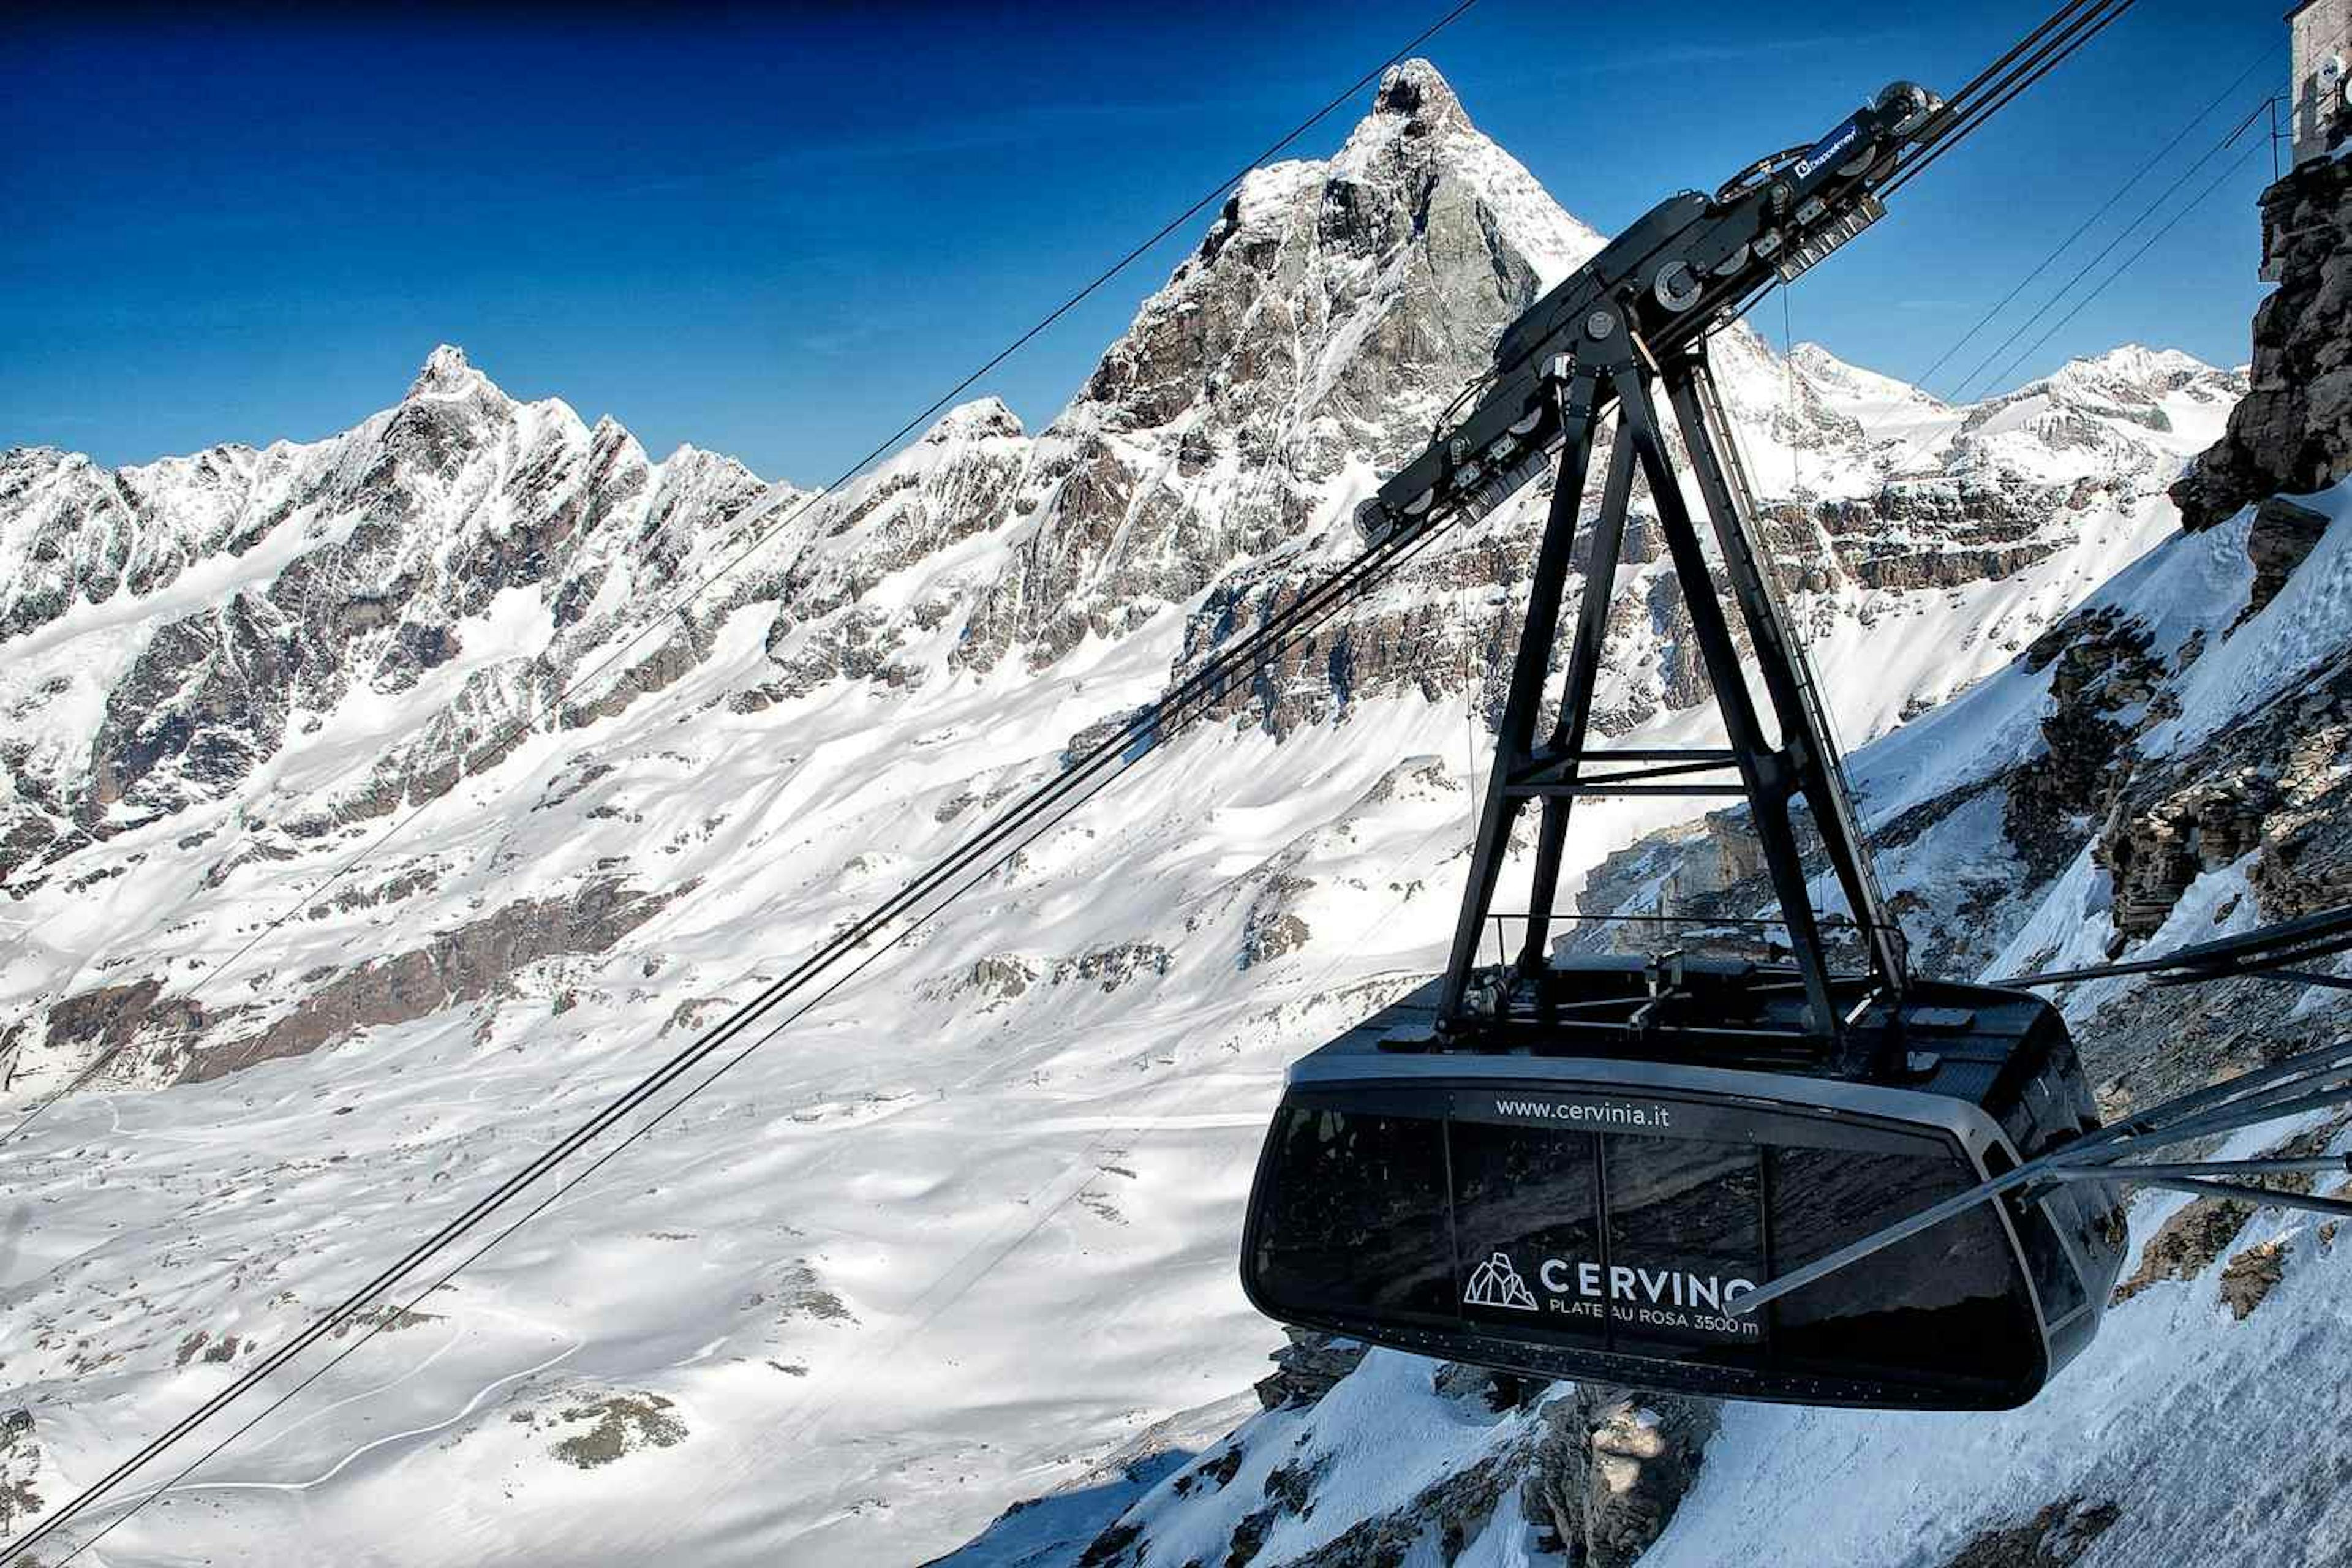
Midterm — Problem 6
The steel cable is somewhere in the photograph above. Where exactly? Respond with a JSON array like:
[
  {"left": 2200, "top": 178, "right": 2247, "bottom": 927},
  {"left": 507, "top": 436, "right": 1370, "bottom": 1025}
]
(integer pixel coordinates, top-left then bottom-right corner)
[
  {"left": 1915, "top": 48, "right": 2277, "bottom": 394},
  {"left": 1882, "top": 0, "right": 2141, "bottom": 201}
]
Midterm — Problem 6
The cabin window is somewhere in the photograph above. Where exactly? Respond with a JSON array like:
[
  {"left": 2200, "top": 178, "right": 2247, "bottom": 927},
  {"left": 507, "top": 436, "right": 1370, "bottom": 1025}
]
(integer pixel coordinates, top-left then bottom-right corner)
[
  {"left": 1768, "top": 1144, "right": 2037, "bottom": 1383},
  {"left": 2007, "top": 1190, "right": 2090, "bottom": 1325},
  {"left": 1251, "top": 1105, "right": 1453, "bottom": 1318},
  {"left": 1604, "top": 1134, "right": 1767, "bottom": 1348},
  {"left": 1449, "top": 1120, "right": 1603, "bottom": 1334}
]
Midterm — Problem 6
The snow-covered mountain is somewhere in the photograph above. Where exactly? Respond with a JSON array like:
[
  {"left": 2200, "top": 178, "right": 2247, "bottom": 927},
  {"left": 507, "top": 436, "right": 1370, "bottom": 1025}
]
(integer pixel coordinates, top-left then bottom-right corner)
[{"left": 0, "top": 61, "right": 2289, "bottom": 1568}]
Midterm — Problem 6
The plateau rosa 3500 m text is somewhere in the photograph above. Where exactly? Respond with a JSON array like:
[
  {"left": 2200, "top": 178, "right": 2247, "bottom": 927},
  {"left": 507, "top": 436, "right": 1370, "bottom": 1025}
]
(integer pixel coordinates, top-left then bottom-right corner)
[{"left": 1464, "top": 1091, "right": 1762, "bottom": 1343}]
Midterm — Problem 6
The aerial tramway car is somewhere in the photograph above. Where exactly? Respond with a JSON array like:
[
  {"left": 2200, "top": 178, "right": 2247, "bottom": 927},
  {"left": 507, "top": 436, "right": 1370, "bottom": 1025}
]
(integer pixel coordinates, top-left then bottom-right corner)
[
  {"left": 1238, "top": 72, "right": 2352, "bottom": 1409},
  {"left": 1242, "top": 965, "right": 2123, "bottom": 1408}
]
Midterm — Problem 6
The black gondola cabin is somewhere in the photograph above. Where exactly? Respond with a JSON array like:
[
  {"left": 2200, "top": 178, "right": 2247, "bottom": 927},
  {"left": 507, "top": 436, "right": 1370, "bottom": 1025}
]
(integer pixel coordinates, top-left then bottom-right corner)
[{"left": 1241, "top": 963, "right": 2127, "bottom": 1409}]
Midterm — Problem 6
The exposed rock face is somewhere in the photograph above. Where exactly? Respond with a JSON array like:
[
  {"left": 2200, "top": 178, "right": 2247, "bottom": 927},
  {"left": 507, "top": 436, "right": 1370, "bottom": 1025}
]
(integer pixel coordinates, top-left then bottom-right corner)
[
  {"left": 172, "top": 877, "right": 689, "bottom": 1082},
  {"left": 2099, "top": 769, "right": 2275, "bottom": 938},
  {"left": 2113, "top": 1197, "right": 2256, "bottom": 1305},
  {"left": 1089, "top": 1363, "right": 1711, "bottom": 1568},
  {"left": 1936, "top": 1498, "right": 2121, "bottom": 1568},
  {"left": 2242, "top": 497, "right": 2334, "bottom": 622},
  {"left": 2219, "top": 1237, "right": 2290, "bottom": 1320},
  {"left": 1251, "top": 1329, "right": 1367, "bottom": 1411},
  {"left": 2173, "top": 153, "right": 2352, "bottom": 530},
  {"left": 2007, "top": 606, "right": 2166, "bottom": 888},
  {"left": 0, "top": 347, "right": 783, "bottom": 905},
  {"left": 1529, "top": 1384, "right": 1718, "bottom": 1568},
  {"left": 1271, "top": 1447, "right": 1523, "bottom": 1568},
  {"left": 946, "top": 59, "right": 1594, "bottom": 691},
  {"left": 2097, "top": 651, "right": 2352, "bottom": 937},
  {"left": 1053, "top": 942, "right": 1172, "bottom": 993},
  {"left": 0, "top": 1408, "right": 42, "bottom": 1540},
  {"left": 1240, "top": 873, "right": 1316, "bottom": 969}
]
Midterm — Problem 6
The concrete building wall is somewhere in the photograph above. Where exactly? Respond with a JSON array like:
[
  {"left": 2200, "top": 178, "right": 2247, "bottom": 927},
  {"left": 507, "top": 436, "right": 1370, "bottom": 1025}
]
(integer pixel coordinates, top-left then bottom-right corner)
[{"left": 2291, "top": 0, "right": 2351, "bottom": 166}]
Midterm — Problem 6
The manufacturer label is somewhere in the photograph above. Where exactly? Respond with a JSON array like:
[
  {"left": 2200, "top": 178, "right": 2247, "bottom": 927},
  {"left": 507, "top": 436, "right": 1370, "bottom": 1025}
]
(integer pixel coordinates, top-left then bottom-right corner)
[{"left": 1794, "top": 115, "right": 1864, "bottom": 181}]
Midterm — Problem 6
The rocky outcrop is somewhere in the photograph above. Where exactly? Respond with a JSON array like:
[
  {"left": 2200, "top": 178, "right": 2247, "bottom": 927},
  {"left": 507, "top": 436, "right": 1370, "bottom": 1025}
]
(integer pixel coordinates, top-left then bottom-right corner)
[
  {"left": 1936, "top": 1498, "right": 2121, "bottom": 1568},
  {"left": 511, "top": 1390, "right": 688, "bottom": 1470},
  {"left": 2173, "top": 153, "right": 2352, "bottom": 530},
  {"left": 2007, "top": 606, "right": 2166, "bottom": 888},
  {"left": 176, "top": 877, "right": 688, "bottom": 1082},
  {"left": 1273, "top": 1447, "right": 1523, "bottom": 1568},
  {"left": 1239, "top": 873, "right": 1316, "bottom": 969},
  {"left": 2241, "top": 496, "right": 2334, "bottom": 623},
  {"left": 0, "top": 1408, "right": 42, "bottom": 1540},
  {"left": 2112, "top": 1196, "right": 2256, "bottom": 1304},
  {"left": 1116, "top": 1363, "right": 1713, "bottom": 1568},
  {"left": 1251, "top": 1330, "right": 1368, "bottom": 1411},
  {"left": 37, "top": 978, "right": 209, "bottom": 1091},
  {"left": 2098, "top": 769, "right": 2275, "bottom": 937},
  {"left": 2098, "top": 652, "right": 2352, "bottom": 936},
  {"left": 2218, "top": 1237, "right": 2290, "bottom": 1320},
  {"left": 1052, "top": 942, "right": 1172, "bottom": 994},
  {"left": 1528, "top": 1384, "right": 1718, "bottom": 1568}
]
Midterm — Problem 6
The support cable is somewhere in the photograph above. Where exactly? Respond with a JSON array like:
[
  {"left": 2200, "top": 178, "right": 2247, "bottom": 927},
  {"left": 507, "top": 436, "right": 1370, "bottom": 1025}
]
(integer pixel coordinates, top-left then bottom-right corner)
[
  {"left": 1995, "top": 903, "right": 2352, "bottom": 990},
  {"left": 1734, "top": 1028, "right": 2352, "bottom": 1317},
  {"left": 1915, "top": 48, "right": 2276, "bottom": 394},
  {"left": 1921, "top": 0, "right": 2109, "bottom": 139},
  {"left": 1882, "top": 0, "right": 2141, "bottom": 200},
  {"left": 1953, "top": 92, "right": 2272, "bottom": 401}
]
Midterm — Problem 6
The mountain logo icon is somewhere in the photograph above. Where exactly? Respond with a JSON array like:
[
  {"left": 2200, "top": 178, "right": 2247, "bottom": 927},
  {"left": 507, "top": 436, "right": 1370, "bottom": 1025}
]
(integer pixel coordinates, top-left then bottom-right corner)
[{"left": 1463, "top": 1250, "right": 1539, "bottom": 1311}]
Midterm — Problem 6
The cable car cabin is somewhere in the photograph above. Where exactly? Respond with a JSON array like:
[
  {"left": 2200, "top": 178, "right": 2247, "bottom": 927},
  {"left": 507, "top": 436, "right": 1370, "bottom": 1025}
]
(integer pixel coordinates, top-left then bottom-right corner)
[{"left": 1240, "top": 958, "right": 2127, "bottom": 1410}]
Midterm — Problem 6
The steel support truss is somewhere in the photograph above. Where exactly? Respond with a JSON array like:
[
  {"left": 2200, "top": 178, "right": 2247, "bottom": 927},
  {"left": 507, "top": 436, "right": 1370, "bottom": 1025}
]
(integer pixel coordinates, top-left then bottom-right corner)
[{"left": 1435, "top": 320, "right": 1907, "bottom": 1066}]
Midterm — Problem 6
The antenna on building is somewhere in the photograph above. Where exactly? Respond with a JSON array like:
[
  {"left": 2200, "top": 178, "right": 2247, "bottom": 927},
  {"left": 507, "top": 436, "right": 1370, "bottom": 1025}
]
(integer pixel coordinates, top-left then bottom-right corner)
[{"left": 2288, "top": 0, "right": 2352, "bottom": 167}]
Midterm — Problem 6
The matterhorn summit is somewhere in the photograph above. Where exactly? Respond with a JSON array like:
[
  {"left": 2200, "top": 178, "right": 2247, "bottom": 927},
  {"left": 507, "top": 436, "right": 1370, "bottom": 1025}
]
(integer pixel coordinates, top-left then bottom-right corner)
[{"left": 406, "top": 341, "right": 488, "bottom": 399}]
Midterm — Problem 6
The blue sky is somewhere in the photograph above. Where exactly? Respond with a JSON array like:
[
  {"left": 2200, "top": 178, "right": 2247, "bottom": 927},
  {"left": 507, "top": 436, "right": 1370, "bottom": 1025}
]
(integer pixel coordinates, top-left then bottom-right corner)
[{"left": 2, "top": 1, "right": 2286, "bottom": 484}]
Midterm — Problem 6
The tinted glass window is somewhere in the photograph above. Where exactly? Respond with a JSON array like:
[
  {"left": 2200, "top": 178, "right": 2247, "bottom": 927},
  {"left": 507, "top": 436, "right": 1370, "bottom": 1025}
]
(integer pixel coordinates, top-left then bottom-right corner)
[
  {"left": 1605, "top": 1135, "right": 1766, "bottom": 1349},
  {"left": 1768, "top": 1144, "right": 2037, "bottom": 1385},
  {"left": 2007, "top": 1191, "right": 2089, "bottom": 1324},
  {"left": 1251, "top": 1106, "right": 1452, "bottom": 1318},
  {"left": 1448, "top": 1120, "right": 1604, "bottom": 1338}
]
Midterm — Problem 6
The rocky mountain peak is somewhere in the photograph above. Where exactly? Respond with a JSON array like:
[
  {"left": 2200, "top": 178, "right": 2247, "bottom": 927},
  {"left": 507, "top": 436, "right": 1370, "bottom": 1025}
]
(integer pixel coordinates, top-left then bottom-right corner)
[
  {"left": 921, "top": 397, "right": 1025, "bottom": 445},
  {"left": 407, "top": 342, "right": 486, "bottom": 400},
  {"left": 2051, "top": 343, "right": 2214, "bottom": 396},
  {"left": 1368, "top": 58, "right": 1469, "bottom": 135},
  {"left": 1335, "top": 58, "right": 1488, "bottom": 182}
]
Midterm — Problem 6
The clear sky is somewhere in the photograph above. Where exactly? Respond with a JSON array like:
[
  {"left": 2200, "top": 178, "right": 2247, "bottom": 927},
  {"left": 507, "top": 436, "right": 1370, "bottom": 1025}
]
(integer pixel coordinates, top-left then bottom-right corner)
[{"left": 2, "top": 1, "right": 2288, "bottom": 485}]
